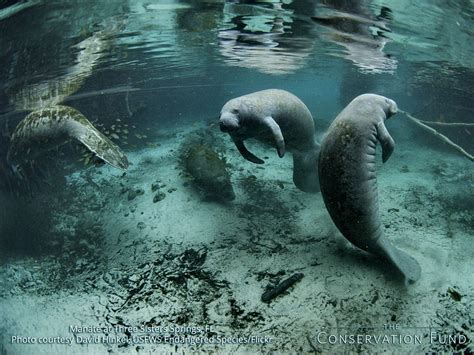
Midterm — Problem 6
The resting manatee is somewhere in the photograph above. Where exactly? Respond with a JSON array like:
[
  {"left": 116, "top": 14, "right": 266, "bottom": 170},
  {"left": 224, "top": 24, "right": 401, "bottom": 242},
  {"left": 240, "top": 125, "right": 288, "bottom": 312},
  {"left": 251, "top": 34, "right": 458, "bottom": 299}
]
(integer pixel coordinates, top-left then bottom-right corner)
[
  {"left": 219, "top": 89, "right": 320, "bottom": 193},
  {"left": 7, "top": 105, "right": 128, "bottom": 171},
  {"left": 183, "top": 144, "right": 235, "bottom": 202},
  {"left": 319, "top": 93, "right": 421, "bottom": 282}
]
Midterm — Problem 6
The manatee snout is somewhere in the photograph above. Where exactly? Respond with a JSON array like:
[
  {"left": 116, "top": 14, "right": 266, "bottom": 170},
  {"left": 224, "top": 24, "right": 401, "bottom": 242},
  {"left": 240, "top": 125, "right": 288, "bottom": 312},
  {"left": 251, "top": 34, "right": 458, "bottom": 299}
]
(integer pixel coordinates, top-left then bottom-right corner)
[
  {"left": 112, "top": 153, "right": 129, "bottom": 170},
  {"left": 219, "top": 122, "right": 233, "bottom": 133},
  {"left": 221, "top": 184, "right": 236, "bottom": 201},
  {"left": 385, "top": 98, "right": 398, "bottom": 118},
  {"left": 214, "top": 174, "right": 235, "bottom": 201},
  {"left": 219, "top": 112, "right": 240, "bottom": 133}
]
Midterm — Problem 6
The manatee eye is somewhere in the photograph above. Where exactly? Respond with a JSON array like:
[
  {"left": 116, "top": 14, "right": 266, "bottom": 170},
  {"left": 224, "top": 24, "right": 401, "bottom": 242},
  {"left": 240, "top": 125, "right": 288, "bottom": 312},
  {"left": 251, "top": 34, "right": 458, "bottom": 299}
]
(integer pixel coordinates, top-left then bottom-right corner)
[{"left": 232, "top": 108, "right": 239, "bottom": 114}]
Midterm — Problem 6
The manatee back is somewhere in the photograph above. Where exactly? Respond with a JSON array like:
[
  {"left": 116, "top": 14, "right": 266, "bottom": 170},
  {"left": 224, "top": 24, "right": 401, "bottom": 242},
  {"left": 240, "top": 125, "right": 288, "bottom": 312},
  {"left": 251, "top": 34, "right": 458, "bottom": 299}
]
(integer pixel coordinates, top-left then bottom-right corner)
[
  {"left": 8, "top": 108, "right": 71, "bottom": 164},
  {"left": 8, "top": 105, "right": 128, "bottom": 170},
  {"left": 247, "top": 89, "right": 316, "bottom": 150},
  {"left": 184, "top": 145, "right": 235, "bottom": 201},
  {"left": 319, "top": 112, "right": 382, "bottom": 251}
]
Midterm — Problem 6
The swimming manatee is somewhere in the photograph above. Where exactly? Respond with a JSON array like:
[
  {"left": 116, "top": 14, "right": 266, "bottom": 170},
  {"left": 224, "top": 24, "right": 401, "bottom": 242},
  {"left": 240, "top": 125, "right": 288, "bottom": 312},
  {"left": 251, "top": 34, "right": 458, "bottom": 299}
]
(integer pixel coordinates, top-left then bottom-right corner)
[
  {"left": 7, "top": 105, "right": 128, "bottom": 171},
  {"left": 319, "top": 94, "right": 421, "bottom": 283}
]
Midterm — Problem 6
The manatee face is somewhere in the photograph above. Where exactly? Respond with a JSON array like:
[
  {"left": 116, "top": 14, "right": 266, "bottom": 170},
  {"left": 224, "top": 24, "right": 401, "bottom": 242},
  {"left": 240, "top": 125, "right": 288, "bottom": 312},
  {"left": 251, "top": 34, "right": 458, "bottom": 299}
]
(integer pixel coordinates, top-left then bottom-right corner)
[
  {"left": 384, "top": 98, "right": 398, "bottom": 118},
  {"left": 353, "top": 93, "right": 398, "bottom": 119},
  {"left": 97, "top": 147, "right": 129, "bottom": 170},
  {"left": 214, "top": 177, "right": 236, "bottom": 201},
  {"left": 219, "top": 109, "right": 240, "bottom": 133},
  {"left": 82, "top": 127, "right": 129, "bottom": 170},
  {"left": 219, "top": 97, "right": 245, "bottom": 133}
]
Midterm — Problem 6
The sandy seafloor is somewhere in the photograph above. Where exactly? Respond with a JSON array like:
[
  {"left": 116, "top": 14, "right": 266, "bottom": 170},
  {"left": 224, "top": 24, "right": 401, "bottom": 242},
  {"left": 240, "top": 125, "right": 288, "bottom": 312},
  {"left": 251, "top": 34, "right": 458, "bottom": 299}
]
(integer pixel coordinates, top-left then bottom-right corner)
[{"left": 0, "top": 117, "right": 473, "bottom": 354}]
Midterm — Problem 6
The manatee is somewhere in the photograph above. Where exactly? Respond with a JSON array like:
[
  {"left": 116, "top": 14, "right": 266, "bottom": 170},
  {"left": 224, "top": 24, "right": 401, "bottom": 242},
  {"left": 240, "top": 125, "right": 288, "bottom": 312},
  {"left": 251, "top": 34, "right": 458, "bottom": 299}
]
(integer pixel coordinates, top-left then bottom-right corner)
[
  {"left": 319, "top": 93, "right": 421, "bottom": 282},
  {"left": 7, "top": 105, "right": 128, "bottom": 171},
  {"left": 219, "top": 89, "right": 320, "bottom": 193},
  {"left": 183, "top": 144, "right": 235, "bottom": 202}
]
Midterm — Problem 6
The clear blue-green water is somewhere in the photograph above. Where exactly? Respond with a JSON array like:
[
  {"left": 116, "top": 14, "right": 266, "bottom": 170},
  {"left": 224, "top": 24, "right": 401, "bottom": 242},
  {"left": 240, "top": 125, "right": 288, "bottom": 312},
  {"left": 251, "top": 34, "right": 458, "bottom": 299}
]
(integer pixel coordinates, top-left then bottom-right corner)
[{"left": 0, "top": 1, "right": 473, "bottom": 354}]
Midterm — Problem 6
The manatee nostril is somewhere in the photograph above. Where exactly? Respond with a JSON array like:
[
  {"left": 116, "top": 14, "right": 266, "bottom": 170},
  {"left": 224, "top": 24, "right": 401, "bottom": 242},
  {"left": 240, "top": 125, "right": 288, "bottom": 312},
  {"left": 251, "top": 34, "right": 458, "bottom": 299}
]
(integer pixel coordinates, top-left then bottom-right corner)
[
  {"left": 219, "top": 121, "right": 229, "bottom": 132},
  {"left": 220, "top": 121, "right": 237, "bottom": 132},
  {"left": 391, "top": 103, "right": 398, "bottom": 114}
]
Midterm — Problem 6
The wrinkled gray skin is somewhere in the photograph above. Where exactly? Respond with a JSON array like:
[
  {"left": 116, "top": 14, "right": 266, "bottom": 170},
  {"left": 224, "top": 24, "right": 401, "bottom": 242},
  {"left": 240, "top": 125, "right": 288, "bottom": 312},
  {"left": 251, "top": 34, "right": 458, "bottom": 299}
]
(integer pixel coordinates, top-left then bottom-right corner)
[
  {"left": 219, "top": 89, "right": 320, "bottom": 193},
  {"left": 319, "top": 93, "right": 421, "bottom": 283},
  {"left": 8, "top": 105, "right": 128, "bottom": 170}
]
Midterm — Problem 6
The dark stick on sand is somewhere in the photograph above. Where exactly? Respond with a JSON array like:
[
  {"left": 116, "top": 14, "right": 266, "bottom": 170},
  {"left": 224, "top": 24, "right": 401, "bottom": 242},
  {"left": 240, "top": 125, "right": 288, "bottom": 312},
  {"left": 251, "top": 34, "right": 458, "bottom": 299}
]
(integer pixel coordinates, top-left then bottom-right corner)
[{"left": 261, "top": 273, "right": 304, "bottom": 303}]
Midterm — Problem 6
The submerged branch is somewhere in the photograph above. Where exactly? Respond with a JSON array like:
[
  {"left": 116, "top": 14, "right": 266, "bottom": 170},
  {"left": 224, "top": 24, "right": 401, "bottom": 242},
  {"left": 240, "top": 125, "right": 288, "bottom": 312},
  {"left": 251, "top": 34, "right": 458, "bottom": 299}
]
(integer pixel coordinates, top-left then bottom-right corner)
[
  {"left": 399, "top": 109, "right": 474, "bottom": 162},
  {"left": 417, "top": 119, "right": 474, "bottom": 127}
]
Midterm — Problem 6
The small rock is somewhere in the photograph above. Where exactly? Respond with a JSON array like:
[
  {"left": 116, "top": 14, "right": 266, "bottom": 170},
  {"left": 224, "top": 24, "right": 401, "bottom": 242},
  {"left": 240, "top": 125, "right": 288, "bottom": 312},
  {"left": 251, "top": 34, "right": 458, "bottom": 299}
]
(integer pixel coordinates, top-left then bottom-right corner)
[
  {"left": 448, "top": 287, "right": 462, "bottom": 302},
  {"left": 167, "top": 188, "right": 177, "bottom": 193},
  {"left": 137, "top": 222, "right": 146, "bottom": 230},
  {"left": 151, "top": 182, "right": 160, "bottom": 192},
  {"left": 128, "top": 188, "right": 144, "bottom": 201},
  {"left": 153, "top": 192, "right": 166, "bottom": 203},
  {"left": 119, "top": 229, "right": 129, "bottom": 238}
]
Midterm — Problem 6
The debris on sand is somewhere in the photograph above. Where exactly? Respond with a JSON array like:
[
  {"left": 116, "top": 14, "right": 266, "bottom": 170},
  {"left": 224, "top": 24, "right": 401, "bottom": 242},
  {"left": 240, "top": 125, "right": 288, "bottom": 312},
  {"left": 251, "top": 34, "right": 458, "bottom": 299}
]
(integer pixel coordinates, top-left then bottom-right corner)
[{"left": 261, "top": 272, "right": 304, "bottom": 303}]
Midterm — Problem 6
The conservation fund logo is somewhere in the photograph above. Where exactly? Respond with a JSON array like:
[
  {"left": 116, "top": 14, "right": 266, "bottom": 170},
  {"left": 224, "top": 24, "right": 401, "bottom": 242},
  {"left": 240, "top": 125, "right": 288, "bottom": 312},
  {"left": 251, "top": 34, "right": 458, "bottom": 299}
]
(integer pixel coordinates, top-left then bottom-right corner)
[{"left": 310, "top": 323, "right": 470, "bottom": 350}]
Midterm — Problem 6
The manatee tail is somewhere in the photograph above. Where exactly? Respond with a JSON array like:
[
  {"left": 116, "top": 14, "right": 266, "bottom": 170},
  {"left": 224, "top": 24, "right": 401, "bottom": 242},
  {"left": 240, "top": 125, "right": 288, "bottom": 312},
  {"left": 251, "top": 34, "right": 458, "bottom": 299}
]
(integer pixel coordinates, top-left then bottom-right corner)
[
  {"left": 59, "top": 106, "right": 129, "bottom": 170},
  {"left": 292, "top": 146, "right": 320, "bottom": 193},
  {"left": 375, "top": 237, "right": 421, "bottom": 283}
]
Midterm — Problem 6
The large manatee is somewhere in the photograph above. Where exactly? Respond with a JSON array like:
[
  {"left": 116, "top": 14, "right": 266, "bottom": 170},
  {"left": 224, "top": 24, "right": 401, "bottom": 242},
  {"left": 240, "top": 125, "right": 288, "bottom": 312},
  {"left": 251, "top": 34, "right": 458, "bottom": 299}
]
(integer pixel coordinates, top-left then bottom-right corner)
[
  {"left": 8, "top": 105, "right": 128, "bottom": 171},
  {"left": 319, "top": 93, "right": 421, "bottom": 282}
]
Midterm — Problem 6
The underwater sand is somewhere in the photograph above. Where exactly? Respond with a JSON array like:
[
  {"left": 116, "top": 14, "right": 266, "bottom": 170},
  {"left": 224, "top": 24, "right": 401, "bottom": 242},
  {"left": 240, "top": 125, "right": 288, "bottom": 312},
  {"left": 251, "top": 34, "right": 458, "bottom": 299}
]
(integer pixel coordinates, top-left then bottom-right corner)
[{"left": 1, "top": 121, "right": 472, "bottom": 354}]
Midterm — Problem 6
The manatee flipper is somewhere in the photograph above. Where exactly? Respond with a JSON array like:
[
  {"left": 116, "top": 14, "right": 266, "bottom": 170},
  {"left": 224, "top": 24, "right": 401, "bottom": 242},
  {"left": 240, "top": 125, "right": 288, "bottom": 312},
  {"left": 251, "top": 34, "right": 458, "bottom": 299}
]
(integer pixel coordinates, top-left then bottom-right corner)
[
  {"left": 374, "top": 237, "right": 421, "bottom": 283},
  {"left": 377, "top": 121, "right": 395, "bottom": 163},
  {"left": 232, "top": 137, "right": 264, "bottom": 164},
  {"left": 263, "top": 116, "right": 285, "bottom": 158}
]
